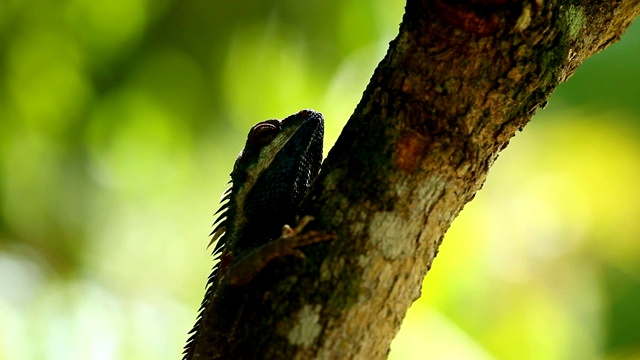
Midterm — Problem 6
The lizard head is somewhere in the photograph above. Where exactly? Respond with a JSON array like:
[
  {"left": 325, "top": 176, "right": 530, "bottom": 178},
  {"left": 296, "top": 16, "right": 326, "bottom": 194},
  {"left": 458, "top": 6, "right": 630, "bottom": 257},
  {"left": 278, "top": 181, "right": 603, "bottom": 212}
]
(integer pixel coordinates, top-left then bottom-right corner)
[{"left": 210, "top": 110, "right": 324, "bottom": 252}]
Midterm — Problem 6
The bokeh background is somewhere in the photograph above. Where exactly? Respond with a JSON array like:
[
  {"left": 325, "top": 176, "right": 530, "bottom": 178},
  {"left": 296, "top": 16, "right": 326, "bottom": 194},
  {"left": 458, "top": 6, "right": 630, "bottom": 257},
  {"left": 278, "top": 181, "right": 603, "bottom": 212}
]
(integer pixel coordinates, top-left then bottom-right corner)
[{"left": 0, "top": 1, "right": 639, "bottom": 359}]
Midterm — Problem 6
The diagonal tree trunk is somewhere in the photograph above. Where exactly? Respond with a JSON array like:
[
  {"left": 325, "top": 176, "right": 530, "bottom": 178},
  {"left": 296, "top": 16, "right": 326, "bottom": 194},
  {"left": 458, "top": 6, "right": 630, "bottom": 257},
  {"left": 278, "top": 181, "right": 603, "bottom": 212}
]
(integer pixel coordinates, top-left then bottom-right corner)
[{"left": 192, "top": 1, "right": 640, "bottom": 358}]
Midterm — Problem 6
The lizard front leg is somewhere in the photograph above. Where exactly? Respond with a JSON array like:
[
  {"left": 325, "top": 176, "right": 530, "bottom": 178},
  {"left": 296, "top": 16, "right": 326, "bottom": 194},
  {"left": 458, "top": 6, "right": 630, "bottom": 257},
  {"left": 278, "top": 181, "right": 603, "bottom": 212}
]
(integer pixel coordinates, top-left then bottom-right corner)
[{"left": 224, "top": 216, "right": 335, "bottom": 286}]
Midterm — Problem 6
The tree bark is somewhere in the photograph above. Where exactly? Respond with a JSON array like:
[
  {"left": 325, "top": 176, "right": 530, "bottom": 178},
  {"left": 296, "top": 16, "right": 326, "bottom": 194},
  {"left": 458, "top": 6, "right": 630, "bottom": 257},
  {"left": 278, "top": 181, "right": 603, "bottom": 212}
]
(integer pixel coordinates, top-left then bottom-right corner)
[{"left": 195, "top": 0, "right": 640, "bottom": 358}]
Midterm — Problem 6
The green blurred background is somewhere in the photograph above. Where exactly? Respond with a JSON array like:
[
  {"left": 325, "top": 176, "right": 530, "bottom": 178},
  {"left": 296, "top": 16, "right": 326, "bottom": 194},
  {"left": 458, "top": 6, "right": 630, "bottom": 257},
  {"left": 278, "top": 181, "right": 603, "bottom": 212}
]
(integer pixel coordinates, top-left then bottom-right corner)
[{"left": 0, "top": 1, "right": 639, "bottom": 359}]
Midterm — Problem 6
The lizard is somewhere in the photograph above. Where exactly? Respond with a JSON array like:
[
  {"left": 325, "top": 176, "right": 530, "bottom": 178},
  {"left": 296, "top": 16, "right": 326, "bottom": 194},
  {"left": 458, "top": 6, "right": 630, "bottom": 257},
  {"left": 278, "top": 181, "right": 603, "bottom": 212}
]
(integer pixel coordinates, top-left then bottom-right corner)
[{"left": 183, "top": 109, "right": 334, "bottom": 359}]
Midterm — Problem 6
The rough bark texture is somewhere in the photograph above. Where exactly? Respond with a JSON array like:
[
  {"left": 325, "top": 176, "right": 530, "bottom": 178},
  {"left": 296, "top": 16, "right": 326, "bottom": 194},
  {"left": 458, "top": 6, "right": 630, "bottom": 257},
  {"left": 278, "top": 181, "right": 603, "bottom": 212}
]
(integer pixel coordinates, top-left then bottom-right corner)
[{"left": 194, "top": 0, "right": 640, "bottom": 358}]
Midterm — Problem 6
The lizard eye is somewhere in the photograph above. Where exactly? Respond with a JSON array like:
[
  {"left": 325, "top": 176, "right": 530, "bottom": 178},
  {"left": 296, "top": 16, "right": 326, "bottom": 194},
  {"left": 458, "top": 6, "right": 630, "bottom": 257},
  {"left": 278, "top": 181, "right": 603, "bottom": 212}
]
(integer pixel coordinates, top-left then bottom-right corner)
[{"left": 249, "top": 122, "right": 280, "bottom": 145}]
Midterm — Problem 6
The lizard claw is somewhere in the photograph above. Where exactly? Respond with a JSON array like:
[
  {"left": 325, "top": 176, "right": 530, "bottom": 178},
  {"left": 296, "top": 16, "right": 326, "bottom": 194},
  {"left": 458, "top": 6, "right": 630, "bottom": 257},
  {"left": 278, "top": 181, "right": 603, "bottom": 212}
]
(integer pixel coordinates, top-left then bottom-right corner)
[
  {"left": 281, "top": 215, "right": 315, "bottom": 237},
  {"left": 226, "top": 216, "right": 335, "bottom": 286}
]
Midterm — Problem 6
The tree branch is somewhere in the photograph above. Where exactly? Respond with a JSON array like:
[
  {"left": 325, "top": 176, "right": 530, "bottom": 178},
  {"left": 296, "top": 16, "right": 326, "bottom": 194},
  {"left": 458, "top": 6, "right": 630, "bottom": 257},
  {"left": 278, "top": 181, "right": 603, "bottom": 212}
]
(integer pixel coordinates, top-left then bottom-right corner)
[{"left": 194, "top": 1, "right": 640, "bottom": 358}]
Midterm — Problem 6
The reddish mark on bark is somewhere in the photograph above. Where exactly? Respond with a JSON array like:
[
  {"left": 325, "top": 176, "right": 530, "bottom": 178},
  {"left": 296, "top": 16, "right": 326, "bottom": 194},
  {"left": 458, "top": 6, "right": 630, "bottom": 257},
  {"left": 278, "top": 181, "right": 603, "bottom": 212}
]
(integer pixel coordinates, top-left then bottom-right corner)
[
  {"left": 434, "top": 0, "right": 502, "bottom": 36},
  {"left": 395, "top": 132, "right": 428, "bottom": 173}
]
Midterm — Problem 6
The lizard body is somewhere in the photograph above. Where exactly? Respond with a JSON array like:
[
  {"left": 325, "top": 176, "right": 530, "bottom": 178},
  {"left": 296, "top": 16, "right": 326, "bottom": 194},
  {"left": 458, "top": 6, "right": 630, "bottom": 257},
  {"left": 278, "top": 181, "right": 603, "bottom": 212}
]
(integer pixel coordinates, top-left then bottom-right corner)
[{"left": 184, "top": 109, "right": 328, "bottom": 359}]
